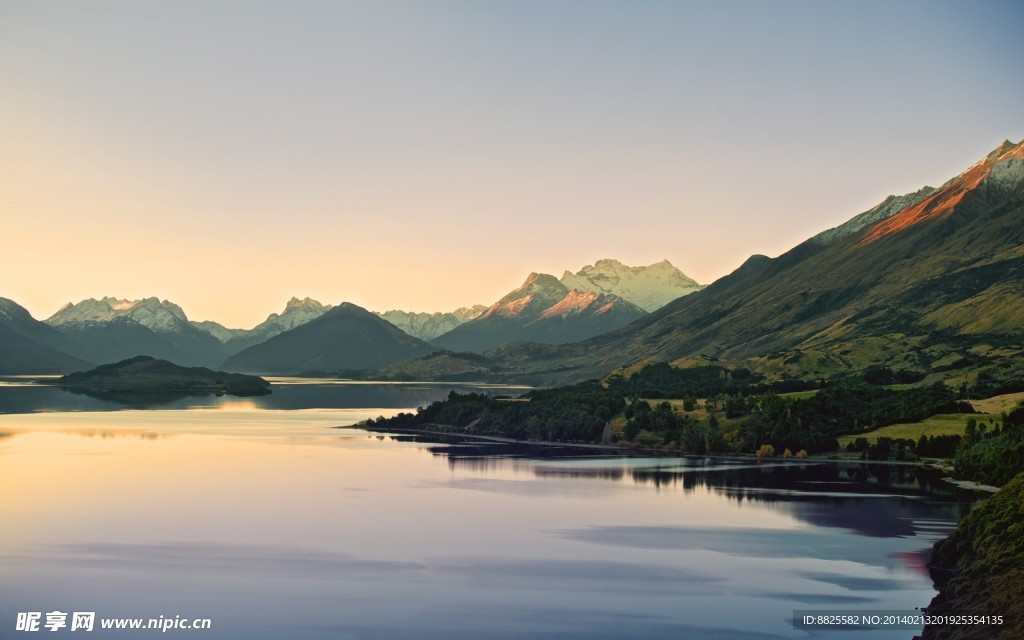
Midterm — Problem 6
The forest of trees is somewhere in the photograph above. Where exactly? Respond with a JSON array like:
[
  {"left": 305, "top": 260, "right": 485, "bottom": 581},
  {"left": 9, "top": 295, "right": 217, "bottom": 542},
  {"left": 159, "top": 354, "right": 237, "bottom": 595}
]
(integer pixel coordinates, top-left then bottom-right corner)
[
  {"left": 370, "top": 363, "right": 986, "bottom": 458},
  {"left": 376, "top": 382, "right": 624, "bottom": 443},
  {"left": 953, "top": 408, "right": 1024, "bottom": 486}
]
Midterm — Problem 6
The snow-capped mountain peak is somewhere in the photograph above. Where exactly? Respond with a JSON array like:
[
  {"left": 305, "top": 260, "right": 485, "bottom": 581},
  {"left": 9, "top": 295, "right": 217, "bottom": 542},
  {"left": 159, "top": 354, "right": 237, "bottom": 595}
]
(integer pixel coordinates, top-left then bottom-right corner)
[
  {"left": 481, "top": 273, "right": 570, "bottom": 319},
  {"left": 857, "top": 138, "right": 1024, "bottom": 246},
  {"left": 249, "top": 297, "right": 333, "bottom": 338},
  {"left": 374, "top": 305, "right": 487, "bottom": 341},
  {"left": 810, "top": 186, "right": 938, "bottom": 247},
  {"left": 517, "top": 272, "right": 567, "bottom": 294},
  {"left": 0, "top": 297, "right": 32, "bottom": 321},
  {"left": 124, "top": 297, "right": 188, "bottom": 331},
  {"left": 46, "top": 296, "right": 189, "bottom": 333},
  {"left": 986, "top": 139, "right": 1023, "bottom": 162},
  {"left": 285, "top": 296, "right": 326, "bottom": 311},
  {"left": 560, "top": 259, "right": 702, "bottom": 312},
  {"left": 430, "top": 270, "right": 648, "bottom": 352}
]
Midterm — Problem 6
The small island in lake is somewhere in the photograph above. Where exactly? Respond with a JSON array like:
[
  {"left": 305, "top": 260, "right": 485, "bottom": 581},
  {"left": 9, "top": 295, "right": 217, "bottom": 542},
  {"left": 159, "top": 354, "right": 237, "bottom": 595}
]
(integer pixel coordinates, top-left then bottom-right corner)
[{"left": 42, "top": 355, "right": 272, "bottom": 396}]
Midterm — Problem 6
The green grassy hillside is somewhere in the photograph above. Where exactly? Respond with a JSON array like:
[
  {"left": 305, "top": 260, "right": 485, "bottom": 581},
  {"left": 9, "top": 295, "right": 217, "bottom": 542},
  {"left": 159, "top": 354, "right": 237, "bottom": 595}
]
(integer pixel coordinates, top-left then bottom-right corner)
[{"left": 922, "top": 471, "right": 1024, "bottom": 640}]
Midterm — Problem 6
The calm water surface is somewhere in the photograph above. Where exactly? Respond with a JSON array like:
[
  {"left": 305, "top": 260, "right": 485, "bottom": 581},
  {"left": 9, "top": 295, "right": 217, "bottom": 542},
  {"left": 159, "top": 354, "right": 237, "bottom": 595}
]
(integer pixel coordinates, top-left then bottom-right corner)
[
  {"left": 0, "top": 380, "right": 971, "bottom": 639},
  {"left": 0, "top": 376, "right": 528, "bottom": 414}
]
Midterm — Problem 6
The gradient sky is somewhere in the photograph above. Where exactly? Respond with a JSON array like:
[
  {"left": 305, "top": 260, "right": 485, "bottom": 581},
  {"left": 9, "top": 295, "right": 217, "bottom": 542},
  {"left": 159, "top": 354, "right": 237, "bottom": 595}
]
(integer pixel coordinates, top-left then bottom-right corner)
[{"left": 3, "top": 1, "right": 1022, "bottom": 328}]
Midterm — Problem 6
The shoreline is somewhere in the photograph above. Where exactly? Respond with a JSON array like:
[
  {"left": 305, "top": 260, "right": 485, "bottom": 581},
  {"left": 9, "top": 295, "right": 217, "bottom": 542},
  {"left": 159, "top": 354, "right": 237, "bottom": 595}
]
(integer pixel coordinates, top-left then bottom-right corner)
[
  {"left": 940, "top": 477, "right": 999, "bottom": 493},
  {"left": 342, "top": 423, "right": 631, "bottom": 451},
  {"left": 340, "top": 423, "right": 998, "bottom": 483}
]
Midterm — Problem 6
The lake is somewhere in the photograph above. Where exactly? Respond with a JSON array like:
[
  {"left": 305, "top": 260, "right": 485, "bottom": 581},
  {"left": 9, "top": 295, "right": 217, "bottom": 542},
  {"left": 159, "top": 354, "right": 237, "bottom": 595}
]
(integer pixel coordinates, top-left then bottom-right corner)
[{"left": 0, "top": 379, "right": 972, "bottom": 639}]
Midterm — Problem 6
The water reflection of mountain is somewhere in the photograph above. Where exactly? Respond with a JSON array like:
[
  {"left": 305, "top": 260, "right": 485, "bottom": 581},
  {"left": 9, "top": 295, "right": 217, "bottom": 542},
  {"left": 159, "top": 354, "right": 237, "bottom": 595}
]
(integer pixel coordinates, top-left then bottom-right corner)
[
  {"left": 0, "top": 381, "right": 512, "bottom": 414},
  {"left": 61, "top": 430, "right": 169, "bottom": 441},
  {"left": 419, "top": 436, "right": 975, "bottom": 539},
  {"left": 59, "top": 387, "right": 227, "bottom": 408}
]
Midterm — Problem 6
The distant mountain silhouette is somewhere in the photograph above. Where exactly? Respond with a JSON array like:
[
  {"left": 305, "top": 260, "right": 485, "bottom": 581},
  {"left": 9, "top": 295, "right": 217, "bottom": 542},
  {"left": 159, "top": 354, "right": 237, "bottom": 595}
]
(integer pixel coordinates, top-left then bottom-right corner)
[
  {"left": 203, "top": 297, "right": 334, "bottom": 355},
  {"left": 222, "top": 302, "right": 436, "bottom": 374},
  {"left": 49, "top": 355, "right": 270, "bottom": 396},
  {"left": 0, "top": 298, "right": 92, "bottom": 374}
]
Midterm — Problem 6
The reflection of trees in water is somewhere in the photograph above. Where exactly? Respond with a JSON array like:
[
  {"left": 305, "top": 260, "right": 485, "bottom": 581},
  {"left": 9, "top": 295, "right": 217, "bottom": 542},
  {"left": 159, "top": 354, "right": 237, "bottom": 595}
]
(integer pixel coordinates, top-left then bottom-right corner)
[
  {"left": 630, "top": 462, "right": 955, "bottom": 496},
  {"left": 418, "top": 436, "right": 613, "bottom": 462},
  {"left": 444, "top": 456, "right": 514, "bottom": 474},
  {"left": 631, "top": 468, "right": 703, "bottom": 490},
  {"left": 265, "top": 383, "right": 511, "bottom": 410},
  {"left": 532, "top": 466, "right": 626, "bottom": 481},
  {"left": 656, "top": 463, "right": 975, "bottom": 537},
  {"left": 386, "top": 435, "right": 421, "bottom": 443},
  {"left": 423, "top": 436, "right": 975, "bottom": 538},
  {"left": 629, "top": 463, "right": 972, "bottom": 532}
]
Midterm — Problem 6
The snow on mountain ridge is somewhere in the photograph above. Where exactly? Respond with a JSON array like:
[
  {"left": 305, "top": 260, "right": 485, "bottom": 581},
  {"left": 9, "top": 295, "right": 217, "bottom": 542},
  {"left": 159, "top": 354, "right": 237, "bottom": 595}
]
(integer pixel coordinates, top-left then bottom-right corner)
[
  {"left": 480, "top": 273, "right": 572, "bottom": 320},
  {"left": 538, "top": 290, "right": 609, "bottom": 320},
  {"left": 124, "top": 298, "right": 188, "bottom": 332},
  {"left": 284, "top": 296, "right": 326, "bottom": 311},
  {"left": 517, "top": 272, "right": 568, "bottom": 294},
  {"left": 0, "top": 297, "right": 31, "bottom": 321},
  {"left": 982, "top": 139, "right": 1024, "bottom": 192},
  {"left": 560, "top": 259, "right": 702, "bottom": 312},
  {"left": 475, "top": 271, "right": 647, "bottom": 323},
  {"left": 190, "top": 320, "right": 249, "bottom": 343},
  {"left": 47, "top": 296, "right": 191, "bottom": 333},
  {"left": 247, "top": 298, "right": 333, "bottom": 339},
  {"left": 858, "top": 139, "right": 1024, "bottom": 246},
  {"left": 810, "top": 186, "right": 938, "bottom": 247},
  {"left": 431, "top": 271, "right": 648, "bottom": 352},
  {"left": 375, "top": 305, "right": 487, "bottom": 341}
]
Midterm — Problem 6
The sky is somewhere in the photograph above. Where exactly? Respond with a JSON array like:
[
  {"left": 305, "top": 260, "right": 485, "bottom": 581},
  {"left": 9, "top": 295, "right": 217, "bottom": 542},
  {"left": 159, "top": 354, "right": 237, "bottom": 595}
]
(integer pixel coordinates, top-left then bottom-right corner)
[{"left": 2, "top": 1, "right": 1022, "bottom": 328}]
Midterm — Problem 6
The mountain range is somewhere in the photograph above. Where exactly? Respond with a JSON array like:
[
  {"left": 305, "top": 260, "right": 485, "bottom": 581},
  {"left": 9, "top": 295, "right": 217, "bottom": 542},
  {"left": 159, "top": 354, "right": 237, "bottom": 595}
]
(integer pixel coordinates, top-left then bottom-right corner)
[
  {"left": 3, "top": 258, "right": 698, "bottom": 374},
  {"left": 4, "top": 138, "right": 1020, "bottom": 382},
  {"left": 467, "top": 138, "right": 1024, "bottom": 384},
  {"left": 201, "top": 297, "right": 335, "bottom": 355},
  {"left": 375, "top": 306, "right": 488, "bottom": 341},
  {"left": 431, "top": 273, "right": 648, "bottom": 352},
  {"left": 46, "top": 297, "right": 223, "bottom": 367},
  {"left": 560, "top": 259, "right": 703, "bottom": 312},
  {"left": 221, "top": 303, "right": 436, "bottom": 374}
]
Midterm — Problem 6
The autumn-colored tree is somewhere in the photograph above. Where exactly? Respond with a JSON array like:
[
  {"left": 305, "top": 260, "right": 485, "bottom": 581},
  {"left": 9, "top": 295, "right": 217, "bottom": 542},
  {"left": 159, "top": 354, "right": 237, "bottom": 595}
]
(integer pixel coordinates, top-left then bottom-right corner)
[
  {"left": 796, "top": 449, "right": 808, "bottom": 459},
  {"left": 783, "top": 448, "right": 793, "bottom": 458},
  {"left": 756, "top": 444, "right": 776, "bottom": 458}
]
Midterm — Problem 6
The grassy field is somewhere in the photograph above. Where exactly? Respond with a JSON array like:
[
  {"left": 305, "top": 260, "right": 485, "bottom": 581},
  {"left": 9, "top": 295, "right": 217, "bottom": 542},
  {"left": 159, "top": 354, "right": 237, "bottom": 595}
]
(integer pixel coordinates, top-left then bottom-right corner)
[
  {"left": 635, "top": 391, "right": 1022, "bottom": 449},
  {"left": 640, "top": 398, "right": 692, "bottom": 412},
  {"left": 837, "top": 391, "right": 1024, "bottom": 446},
  {"left": 970, "top": 390, "right": 1024, "bottom": 414},
  {"left": 779, "top": 390, "right": 820, "bottom": 400},
  {"left": 639, "top": 398, "right": 745, "bottom": 427},
  {"left": 640, "top": 398, "right": 710, "bottom": 421},
  {"left": 837, "top": 413, "right": 990, "bottom": 446}
]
